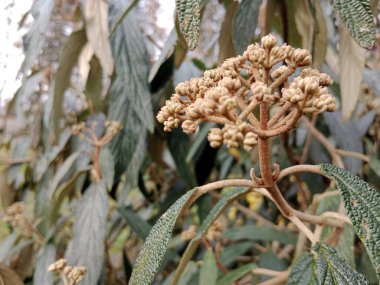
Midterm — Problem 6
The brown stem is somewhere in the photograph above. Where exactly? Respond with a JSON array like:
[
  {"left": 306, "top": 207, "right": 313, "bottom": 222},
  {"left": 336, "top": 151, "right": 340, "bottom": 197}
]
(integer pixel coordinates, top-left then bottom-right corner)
[
  {"left": 236, "top": 98, "right": 260, "bottom": 127},
  {"left": 277, "top": 164, "right": 325, "bottom": 180},
  {"left": 258, "top": 103, "right": 273, "bottom": 185},
  {"left": 267, "top": 102, "right": 292, "bottom": 128},
  {"left": 269, "top": 67, "right": 295, "bottom": 91}
]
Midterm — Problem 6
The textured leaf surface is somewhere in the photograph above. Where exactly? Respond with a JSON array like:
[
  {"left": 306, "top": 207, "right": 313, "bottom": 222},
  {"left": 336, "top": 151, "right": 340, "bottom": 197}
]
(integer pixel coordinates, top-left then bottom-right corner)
[
  {"left": 331, "top": 0, "right": 375, "bottom": 48},
  {"left": 83, "top": 0, "right": 114, "bottom": 75},
  {"left": 99, "top": 146, "right": 115, "bottom": 190},
  {"left": 321, "top": 163, "right": 380, "bottom": 279},
  {"left": 232, "top": 0, "right": 261, "bottom": 54},
  {"left": 66, "top": 182, "right": 109, "bottom": 285},
  {"left": 175, "top": 0, "right": 201, "bottom": 50},
  {"left": 217, "top": 263, "right": 256, "bottom": 285},
  {"left": 108, "top": 0, "right": 153, "bottom": 183},
  {"left": 338, "top": 26, "right": 366, "bottom": 120},
  {"left": 130, "top": 188, "right": 196, "bottom": 285},
  {"left": 286, "top": 252, "right": 318, "bottom": 285},
  {"left": 33, "top": 244, "right": 56, "bottom": 285},
  {"left": 199, "top": 250, "right": 218, "bottom": 285},
  {"left": 314, "top": 243, "right": 368, "bottom": 284}
]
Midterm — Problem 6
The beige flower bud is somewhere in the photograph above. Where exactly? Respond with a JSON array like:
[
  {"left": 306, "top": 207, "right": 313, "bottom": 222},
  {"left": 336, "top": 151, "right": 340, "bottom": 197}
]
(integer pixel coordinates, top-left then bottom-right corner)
[
  {"left": 182, "top": 120, "right": 198, "bottom": 134},
  {"left": 208, "top": 128, "right": 223, "bottom": 148},
  {"left": 304, "top": 76, "right": 320, "bottom": 95},
  {"left": 271, "top": 65, "right": 288, "bottom": 78},
  {"left": 243, "top": 132, "right": 258, "bottom": 151},
  {"left": 219, "top": 77, "right": 241, "bottom": 92},
  {"left": 261, "top": 34, "right": 277, "bottom": 50},
  {"left": 291, "top": 49, "right": 312, "bottom": 66}
]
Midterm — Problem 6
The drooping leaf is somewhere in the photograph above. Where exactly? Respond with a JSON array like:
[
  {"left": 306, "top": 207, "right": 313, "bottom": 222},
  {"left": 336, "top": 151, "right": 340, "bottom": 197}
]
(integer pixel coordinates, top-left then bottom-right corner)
[
  {"left": 66, "top": 181, "right": 109, "bottom": 285},
  {"left": 175, "top": 0, "right": 201, "bottom": 50},
  {"left": 99, "top": 146, "right": 115, "bottom": 190},
  {"left": 314, "top": 243, "right": 368, "bottom": 284},
  {"left": 320, "top": 163, "right": 380, "bottom": 280},
  {"left": 331, "top": 0, "right": 375, "bottom": 48},
  {"left": 294, "top": 0, "right": 313, "bottom": 51},
  {"left": 286, "top": 252, "right": 319, "bottom": 285},
  {"left": 22, "top": 0, "right": 55, "bottom": 77},
  {"left": 0, "top": 263, "right": 23, "bottom": 285},
  {"left": 338, "top": 26, "right": 367, "bottom": 120},
  {"left": 310, "top": 0, "right": 328, "bottom": 69},
  {"left": 118, "top": 207, "right": 151, "bottom": 240},
  {"left": 232, "top": 0, "right": 261, "bottom": 54},
  {"left": 33, "top": 244, "right": 56, "bottom": 285},
  {"left": 83, "top": 0, "right": 114, "bottom": 75},
  {"left": 108, "top": 0, "right": 153, "bottom": 183},
  {"left": 53, "top": 29, "right": 87, "bottom": 137},
  {"left": 199, "top": 250, "right": 218, "bottom": 285},
  {"left": 218, "top": 1, "right": 238, "bottom": 63},
  {"left": 130, "top": 188, "right": 196, "bottom": 285},
  {"left": 217, "top": 263, "right": 256, "bottom": 285},
  {"left": 222, "top": 224, "right": 297, "bottom": 244},
  {"left": 85, "top": 56, "right": 103, "bottom": 111},
  {"left": 171, "top": 188, "right": 250, "bottom": 284}
]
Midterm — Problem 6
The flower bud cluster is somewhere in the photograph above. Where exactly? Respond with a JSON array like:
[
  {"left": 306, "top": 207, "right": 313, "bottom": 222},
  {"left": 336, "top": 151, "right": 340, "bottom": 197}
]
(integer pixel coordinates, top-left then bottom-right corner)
[
  {"left": 48, "top": 259, "right": 87, "bottom": 285},
  {"left": 3, "top": 202, "right": 33, "bottom": 237},
  {"left": 282, "top": 69, "right": 336, "bottom": 113}
]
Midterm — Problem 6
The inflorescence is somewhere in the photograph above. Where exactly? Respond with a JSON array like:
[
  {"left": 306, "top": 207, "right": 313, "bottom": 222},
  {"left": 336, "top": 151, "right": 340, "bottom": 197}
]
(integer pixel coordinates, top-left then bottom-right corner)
[{"left": 157, "top": 34, "right": 336, "bottom": 151}]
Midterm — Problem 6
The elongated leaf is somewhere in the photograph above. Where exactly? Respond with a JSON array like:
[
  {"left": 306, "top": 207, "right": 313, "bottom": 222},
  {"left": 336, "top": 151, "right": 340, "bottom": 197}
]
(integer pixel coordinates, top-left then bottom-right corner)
[
  {"left": 99, "top": 146, "right": 115, "bottom": 190},
  {"left": 175, "top": 0, "right": 201, "bottom": 50},
  {"left": 311, "top": 0, "right": 327, "bottom": 69},
  {"left": 217, "top": 263, "right": 256, "bottom": 285},
  {"left": 0, "top": 263, "right": 23, "bottom": 285},
  {"left": 314, "top": 243, "right": 367, "bottom": 284},
  {"left": 83, "top": 0, "right": 113, "bottom": 75},
  {"left": 66, "top": 181, "right": 109, "bottom": 285},
  {"left": 108, "top": 0, "right": 153, "bottom": 183},
  {"left": 219, "top": 242, "right": 253, "bottom": 267},
  {"left": 53, "top": 29, "right": 87, "bottom": 136},
  {"left": 118, "top": 207, "right": 151, "bottom": 240},
  {"left": 218, "top": 1, "right": 238, "bottom": 63},
  {"left": 199, "top": 250, "right": 218, "bottom": 285},
  {"left": 0, "top": 234, "right": 18, "bottom": 262},
  {"left": 320, "top": 163, "right": 380, "bottom": 279},
  {"left": 85, "top": 56, "right": 103, "bottom": 111},
  {"left": 130, "top": 188, "right": 196, "bottom": 285},
  {"left": 171, "top": 188, "right": 250, "bottom": 284},
  {"left": 33, "top": 244, "right": 56, "bottom": 285},
  {"left": 222, "top": 225, "right": 297, "bottom": 244},
  {"left": 286, "top": 252, "right": 319, "bottom": 285},
  {"left": 338, "top": 26, "right": 366, "bottom": 120},
  {"left": 331, "top": 0, "right": 375, "bottom": 48},
  {"left": 295, "top": 0, "right": 313, "bottom": 51},
  {"left": 22, "top": 0, "right": 55, "bottom": 77},
  {"left": 232, "top": 0, "right": 261, "bottom": 54}
]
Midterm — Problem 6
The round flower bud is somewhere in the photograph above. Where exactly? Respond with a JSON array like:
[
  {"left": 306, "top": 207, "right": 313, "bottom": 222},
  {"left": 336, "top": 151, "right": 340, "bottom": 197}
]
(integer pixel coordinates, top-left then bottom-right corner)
[
  {"left": 208, "top": 128, "right": 223, "bottom": 148},
  {"left": 243, "top": 132, "right": 258, "bottom": 151},
  {"left": 261, "top": 34, "right": 277, "bottom": 50},
  {"left": 182, "top": 120, "right": 198, "bottom": 134}
]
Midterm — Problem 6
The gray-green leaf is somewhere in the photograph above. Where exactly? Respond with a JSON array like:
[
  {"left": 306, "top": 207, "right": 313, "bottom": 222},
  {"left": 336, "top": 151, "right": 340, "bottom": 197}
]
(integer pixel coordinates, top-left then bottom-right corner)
[
  {"left": 314, "top": 243, "right": 368, "bottom": 284},
  {"left": 33, "top": 244, "right": 56, "bottom": 285},
  {"left": 321, "top": 163, "right": 380, "bottom": 279},
  {"left": 199, "top": 250, "right": 218, "bottom": 285},
  {"left": 286, "top": 252, "right": 319, "bottom": 285},
  {"left": 176, "top": 0, "right": 201, "bottom": 50},
  {"left": 331, "top": 0, "right": 375, "bottom": 48},
  {"left": 217, "top": 263, "right": 256, "bottom": 285}
]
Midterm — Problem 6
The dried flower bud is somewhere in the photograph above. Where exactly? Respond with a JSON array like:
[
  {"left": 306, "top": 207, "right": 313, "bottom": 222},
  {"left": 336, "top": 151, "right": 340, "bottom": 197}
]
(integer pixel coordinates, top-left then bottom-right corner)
[
  {"left": 223, "top": 125, "right": 244, "bottom": 148},
  {"left": 219, "top": 77, "right": 241, "bottom": 92},
  {"left": 48, "top": 259, "right": 68, "bottom": 272},
  {"left": 304, "top": 77, "right": 320, "bottom": 95},
  {"left": 271, "top": 66, "right": 288, "bottom": 78},
  {"left": 182, "top": 120, "right": 198, "bottom": 134},
  {"left": 251, "top": 82, "right": 273, "bottom": 103},
  {"left": 261, "top": 34, "right": 277, "bottom": 50},
  {"left": 291, "top": 49, "right": 312, "bottom": 66},
  {"left": 208, "top": 128, "right": 223, "bottom": 148},
  {"left": 63, "top": 266, "right": 73, "bottom": 275},
  {"left": 243, "top": 132, "right": 258, "bottom": 151}
]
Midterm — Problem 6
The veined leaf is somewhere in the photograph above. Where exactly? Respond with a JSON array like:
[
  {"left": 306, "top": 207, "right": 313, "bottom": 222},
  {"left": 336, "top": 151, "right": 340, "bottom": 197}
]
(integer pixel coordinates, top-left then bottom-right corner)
[
  {"left": 83, "top": 0, "right": 114, "bottom": 75},
  {"left": 331, "top": 0, "right": 375, "bottom": 48},
  {"left": 171, "top": 188, "right": 250, "bottom": 284},
  {"left": 53, "top": 29, "right": 87, "bottom": 137},
  {"left": 233, "top": 0, "right": 262, "bottom": 54},
  {"left": 33, "top": 244, "right": 56, "bottom": 285},
  {"left": 199, "top": 250, "right": 218, "bottom": 285},
  {"left": 217, "top": 263, "right": 256, "bottom": 285},
  {"left": 175, "top": 0, "right": 201, "bottom": 50},
  {"left": 0, "top": 263, "right": 23, "bottom": 285},
  {"left": 108, "top": 0, "right": 153, "bottom": 183},
  {"left": 286, "top": 252, "right": 318, "bottom": 285},
  {"left": 314, "top": 243, "right": 368, "bottom": 284},
  {"left": 321, "top": 163, "right": 380, "bottom": 279},
  {"left": 130, "top": 188, "right": 196, "bottom": 285},
  {"left": 66, "top": 181, "right": 109, "bottom": 285}
]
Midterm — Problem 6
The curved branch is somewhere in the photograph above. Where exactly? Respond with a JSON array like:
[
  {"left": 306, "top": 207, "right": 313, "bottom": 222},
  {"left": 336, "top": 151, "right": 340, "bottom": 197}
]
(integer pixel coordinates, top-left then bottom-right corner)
[{"left": 277, "top": 164, "right": 325, "bottom": 180}]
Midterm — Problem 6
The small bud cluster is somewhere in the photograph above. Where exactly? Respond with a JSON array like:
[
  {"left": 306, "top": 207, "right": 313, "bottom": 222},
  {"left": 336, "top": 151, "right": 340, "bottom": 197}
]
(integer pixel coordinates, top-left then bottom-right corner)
[
  {"left": 3, "top": 202, "right": 33, "bottom": 237},
  {"left": 48, "top": 259, "right": 87, "bottom": 285},
  {"left": 157, "top": 34, "right": 336, "bottom": 150}
]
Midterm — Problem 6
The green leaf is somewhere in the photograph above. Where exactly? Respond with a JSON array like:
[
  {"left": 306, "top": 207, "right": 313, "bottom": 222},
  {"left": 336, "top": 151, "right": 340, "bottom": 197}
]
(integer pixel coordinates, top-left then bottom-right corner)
[
  {"left": 82, "top": 0, "right": 114, "bottom": 75},
  {"left": 108, "top": 0, "right": 153, "bottom": 183},
  {"left": 0, "top": 234, "right": 18, "bottom": 262},
  {"left": 175, "top": 0, "right": 201, "bottom": 50},
  {"left": 53, "top": 29, "right": 87, "bottom": 137},
  {"left": 222, "top": 225, "right": 297, "bottom": 244},
  {"left": 22, "top": 0, "right": 55, "bottom": 77},
  {"left": 199, "top": 250, "right": 218, "bottom": 285},
  {"left": 118, "top": 207, "right": 151, "bottom": 240},
  {"left": 286, "top": 252, "right": 319, "bottom": 285},
  {"left": 331, "top": 0, "right": 375, "bottom": 48},
  {"left": 85, "top": 56, "right": 103, "bottom": 111},
  {"left": 0, "top": 263, "right": 23, "bottom": 285},
  {"left": 232, "top": 0, "right": 261, "bottom": 54},
  {"left": 130, "top": 188, "right": 197, "bottom": 285},
  {"left": 99, "top": 146, "right": 115, "bottom": 190},
  {"left": 314, "top": 243, "right": 368, "bottom": 284},
  {"left": 217, "top": 263, "right": 256, "bottom": 285},
  {"left": 171, "top": 188, "right": 250, "bottom": 284},
  {"left": 33, "top": 244, "right": 56, "bottom": 285},
  {"left": 66, "top": 181, "right": 109, "bottom": 285},
  {"left": 369, "top": 156, "right": 380, "bottom": 177},
  {"left": 186, "top": 123, "right": 215, "bottom": 163},
  {"left": 219, "top": 242, "right": 253, "bottom": 267},
  {"left": 320, "top": 163, "right": 380, "bottom": 279}
]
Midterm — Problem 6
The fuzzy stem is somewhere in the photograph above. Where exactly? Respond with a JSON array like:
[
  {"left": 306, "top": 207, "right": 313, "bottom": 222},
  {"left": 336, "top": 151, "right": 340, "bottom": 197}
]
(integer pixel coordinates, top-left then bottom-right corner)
[
  {"left": 269, "top": 66, "right": 295, "bottom": 91},
  {"left": 267, "top": 102, "right": 292, "bottom": 128},
  {"left": 258, "top": 102, "right": 273, "bottom": 185}
]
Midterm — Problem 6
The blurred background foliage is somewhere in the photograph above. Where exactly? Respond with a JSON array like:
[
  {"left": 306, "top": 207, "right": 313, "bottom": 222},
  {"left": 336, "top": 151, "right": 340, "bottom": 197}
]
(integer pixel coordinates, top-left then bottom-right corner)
[{"left": 0, "top": 0, "right": 379, "bottom": 284}]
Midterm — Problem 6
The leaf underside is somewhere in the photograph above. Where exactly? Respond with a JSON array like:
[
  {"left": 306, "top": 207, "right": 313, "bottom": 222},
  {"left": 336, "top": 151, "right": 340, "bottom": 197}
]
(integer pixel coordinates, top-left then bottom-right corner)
[
  {"left": 286, "top": 252, "right": 318, "bottom": 285},
  {"left": 175, "top": 0, "right": 201, "bottom": 50}
]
